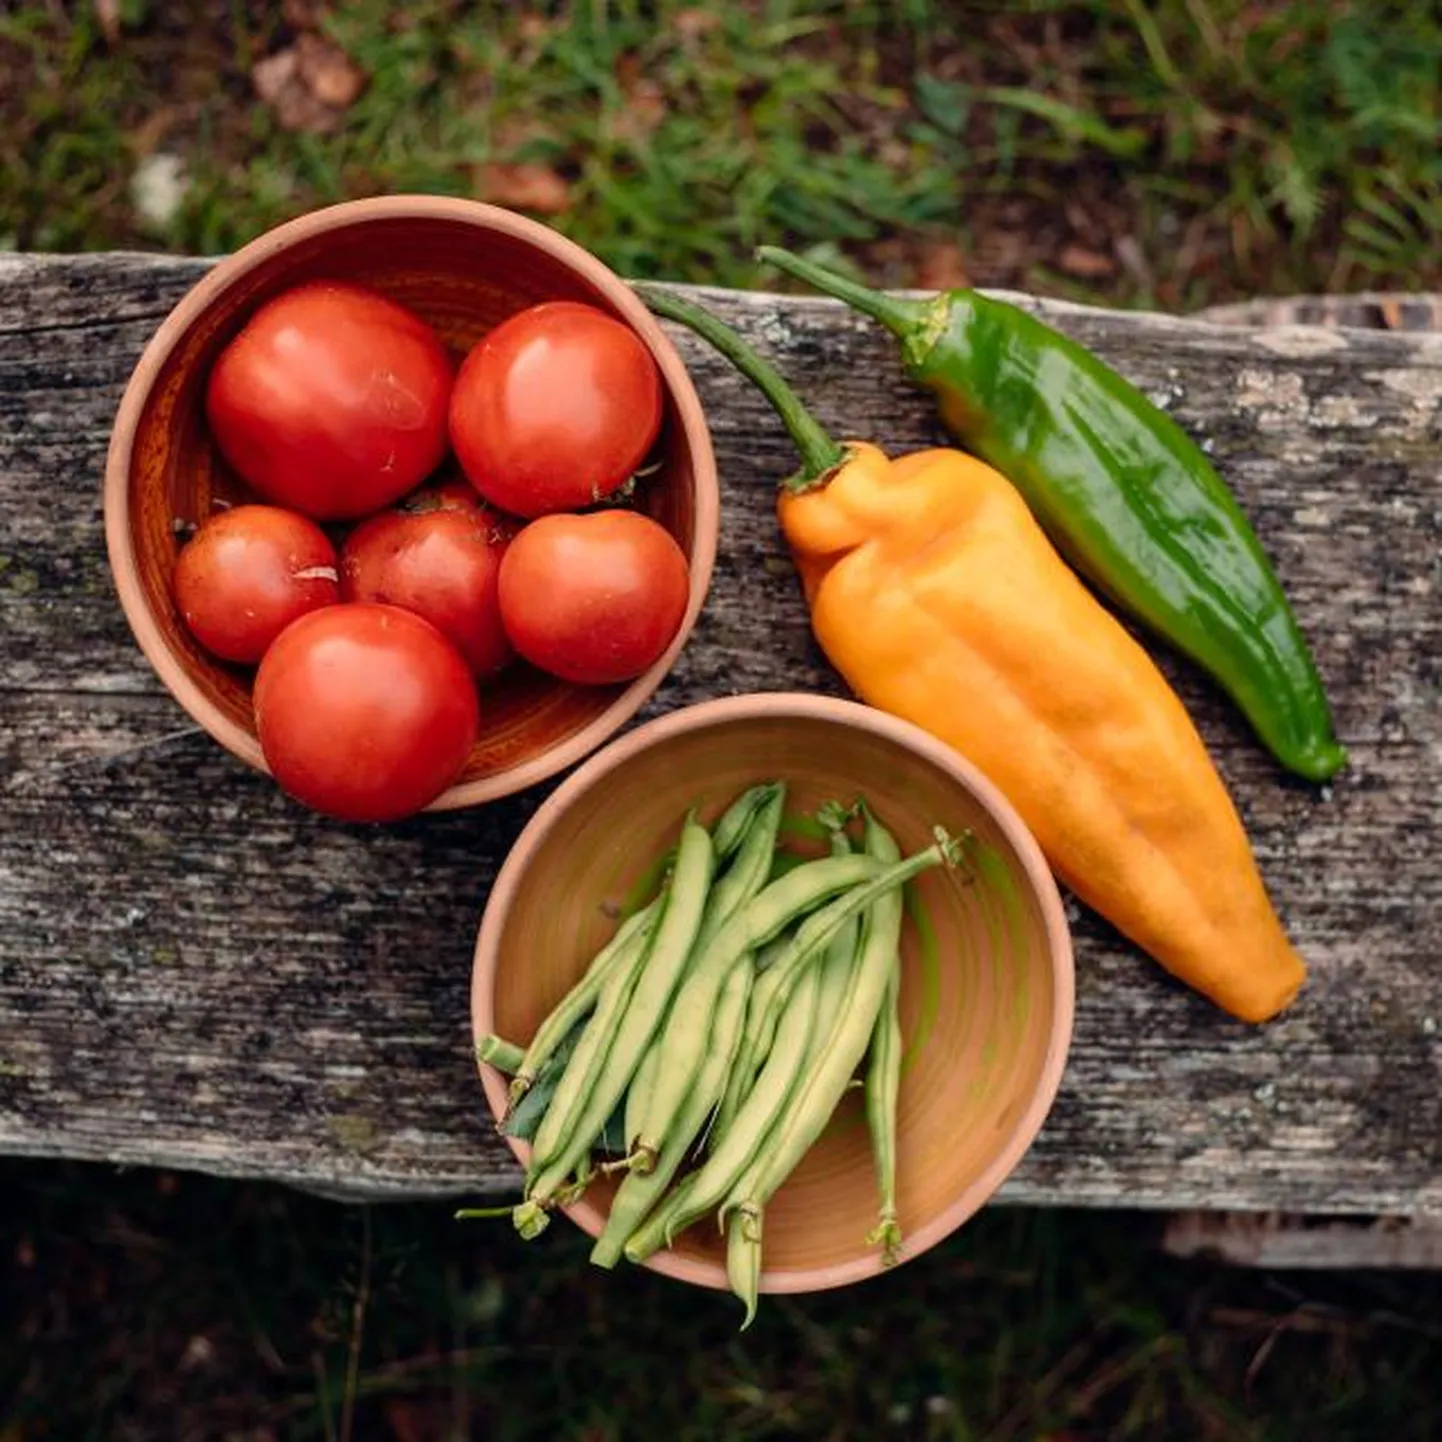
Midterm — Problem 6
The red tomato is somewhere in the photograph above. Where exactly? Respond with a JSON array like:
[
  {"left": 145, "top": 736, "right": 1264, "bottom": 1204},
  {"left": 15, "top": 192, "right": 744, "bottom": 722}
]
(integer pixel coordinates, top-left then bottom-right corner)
[
  {"left": 497, "top": 511, "right": 689, "bottom": 685},
  {"left": 449, "top": 301, "right": 663, "bottom": 518},
  {"left": 205, "top": 281, "right": 453, "bottom": 522},
  {"left": 173, "top": 504, "right": 338, "bottom": 665},
  {"left": 253, "top": 604, "right": 479, "bottom": 823},
  {"left": 340, "top": 488, "right": 517, "bottom": 680}
]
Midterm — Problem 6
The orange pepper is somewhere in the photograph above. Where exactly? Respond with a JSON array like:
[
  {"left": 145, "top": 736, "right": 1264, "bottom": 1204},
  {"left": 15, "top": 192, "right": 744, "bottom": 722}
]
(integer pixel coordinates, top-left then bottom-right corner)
[
  {"left": 639, "top": 286, "right": 1305, "bottom": 1023},
  {"left": 780, "top": 442, "right": 1304, "bottom": 1022}
]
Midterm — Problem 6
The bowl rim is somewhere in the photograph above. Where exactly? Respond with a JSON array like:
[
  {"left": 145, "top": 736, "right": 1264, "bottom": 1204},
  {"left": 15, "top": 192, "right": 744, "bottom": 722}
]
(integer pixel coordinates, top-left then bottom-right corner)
[
  {"left": 103, "top": 194, "right": 720, "bottom": 811},
  {"left": 470, "top": 690, "right": 1076, "bottom": 1296}
]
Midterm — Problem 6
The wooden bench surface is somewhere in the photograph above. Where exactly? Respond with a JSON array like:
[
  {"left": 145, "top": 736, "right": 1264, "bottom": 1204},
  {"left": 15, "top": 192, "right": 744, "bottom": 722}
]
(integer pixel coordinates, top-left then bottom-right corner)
[{"left": 1, "top": 252, "right": 1438, "bottom": 1212}]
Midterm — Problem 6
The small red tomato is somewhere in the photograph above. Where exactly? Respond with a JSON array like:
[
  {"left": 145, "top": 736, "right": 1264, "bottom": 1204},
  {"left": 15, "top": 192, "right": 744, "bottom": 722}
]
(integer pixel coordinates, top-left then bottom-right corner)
[
  {"left": 205, "top": 280, "right": 453, "bottom": 521},
  {"left": 340, "top": 488, "right": 517, "bottom": 680},
  {"left": 253, "top": 604, "right": 479, "bottom": 823},
  {"left": 173, "top": 504, "right": 338, "bottom": 665},
  {"left": 449, "top": 301, "right": 663, "bottom": 518},
  {"left": 497, "top": 511, "right": 690, "bottom": 685},
  {"left": 427, "top": 477, "right": 488, "bottom": 512}
]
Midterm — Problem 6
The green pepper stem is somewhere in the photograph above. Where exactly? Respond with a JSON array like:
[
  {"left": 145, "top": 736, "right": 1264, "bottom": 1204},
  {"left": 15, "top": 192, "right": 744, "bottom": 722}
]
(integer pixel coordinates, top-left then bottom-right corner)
[
  {"left": 633, "top": 283, "right": 846, "bottom": 486},
  {"left": 755, "top": 246, "right": 927, "bottom": 337}
]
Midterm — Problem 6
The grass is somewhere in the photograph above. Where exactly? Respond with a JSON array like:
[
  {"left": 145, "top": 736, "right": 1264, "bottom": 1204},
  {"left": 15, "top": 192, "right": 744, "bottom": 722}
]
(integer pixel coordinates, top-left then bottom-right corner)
[
  {"left": 5, "top": 1161, "right": 1441, "bottom": 1441},
  {"left": 1, "top": 2, "right": 1438, "bottom": 307}
]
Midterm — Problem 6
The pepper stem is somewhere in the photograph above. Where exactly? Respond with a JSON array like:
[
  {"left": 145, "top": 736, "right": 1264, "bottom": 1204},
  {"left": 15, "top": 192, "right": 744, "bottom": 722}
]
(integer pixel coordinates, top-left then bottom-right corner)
[
  {"left": 633, "top": 283, "right": 846, "bottom": 486},
  {"left": 755, "top": 246, "right": 927, "bottom": 337}
]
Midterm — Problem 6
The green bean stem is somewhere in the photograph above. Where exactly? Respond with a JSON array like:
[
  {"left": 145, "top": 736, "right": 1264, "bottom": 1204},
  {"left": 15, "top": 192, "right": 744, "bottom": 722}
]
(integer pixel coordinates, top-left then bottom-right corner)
[
  {"left": 508, "top": 897, "right": 661, "bottom": 1105},
  {"left": 518, "top": 814, "right": 716, "bottom": 1226},
  {"left": 864, "top": 945, "right": 904, "bottom": 1266},
  {"left": 475, "top": 1034, "right": 525, "bottom": 1074},
  {"left": 728, "top": 807, "right": 911, "bottom": 1227},
  {"left": 630, "top": 851, "right": 887, "bottom": 1163},
  {"left": 590, "top": 956, "right": 755, "bottom": 1270},
  {"left": 624, "top": 959, "right": 821, "bottom": 1263}
]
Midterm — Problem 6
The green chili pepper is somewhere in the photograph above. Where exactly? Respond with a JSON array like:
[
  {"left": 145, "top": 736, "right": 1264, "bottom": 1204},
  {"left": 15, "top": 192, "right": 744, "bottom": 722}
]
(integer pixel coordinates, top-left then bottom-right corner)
[{"left": 755, "top": 246, "right": 1347, "bottom": 784}]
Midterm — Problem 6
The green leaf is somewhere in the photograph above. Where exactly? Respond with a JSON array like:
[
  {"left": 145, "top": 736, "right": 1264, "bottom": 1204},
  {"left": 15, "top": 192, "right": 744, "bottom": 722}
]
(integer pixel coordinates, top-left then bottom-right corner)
[
  {"left": 973, "top": 86, "right": 1149, "bottom": 159},
  {"left": 914, "top": 74, "right": 971, "bottom": 136}
]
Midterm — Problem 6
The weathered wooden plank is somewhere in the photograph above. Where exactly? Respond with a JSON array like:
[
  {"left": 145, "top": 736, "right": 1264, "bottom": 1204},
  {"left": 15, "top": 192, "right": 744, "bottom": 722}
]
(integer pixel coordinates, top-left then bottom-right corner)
[{"left": 0, "top": 253, "right": 1438, "bottom": 1214}]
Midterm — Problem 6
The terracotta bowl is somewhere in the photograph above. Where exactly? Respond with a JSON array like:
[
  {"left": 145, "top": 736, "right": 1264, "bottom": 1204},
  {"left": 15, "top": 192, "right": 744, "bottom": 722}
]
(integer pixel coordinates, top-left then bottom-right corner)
[
  {"left": 471, "top": 693, "right": 1074, "bottom": 1296},
  {"left": 104, "top": 196, "right": 718, "bottom": 810}
]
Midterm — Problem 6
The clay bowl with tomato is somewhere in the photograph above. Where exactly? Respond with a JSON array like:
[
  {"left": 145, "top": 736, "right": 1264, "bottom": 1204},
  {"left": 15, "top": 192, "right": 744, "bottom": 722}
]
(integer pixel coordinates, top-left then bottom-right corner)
[{"left": 105, "top": 196, "right": 718, "bottom": 822}]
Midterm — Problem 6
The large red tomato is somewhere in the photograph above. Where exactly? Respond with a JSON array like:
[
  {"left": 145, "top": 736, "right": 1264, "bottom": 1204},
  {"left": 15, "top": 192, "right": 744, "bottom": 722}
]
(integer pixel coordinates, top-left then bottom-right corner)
[
  {"left": 253, "top": 604, "right": 479, "bottom": 823},
  {"left": 497, "top": 511, "right": 689, "bottom": 685},
  {"left": 172, "top": 504, "right": 338, "bottom": 665},
  {"left": 205, "top": 281, "right": 453, "bottom": 522},
  {"left": 449, "top": 301, "right": 663, "bottom": 518},
  {"left": 340, "top": 488, "right": 516, "bottom": 680}
]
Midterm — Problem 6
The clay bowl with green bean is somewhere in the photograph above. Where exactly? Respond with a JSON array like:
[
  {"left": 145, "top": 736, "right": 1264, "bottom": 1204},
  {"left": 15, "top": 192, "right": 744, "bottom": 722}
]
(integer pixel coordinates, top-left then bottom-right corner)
[{"left": 469, "top": 693, "right": 1073, "bottom": 1321}]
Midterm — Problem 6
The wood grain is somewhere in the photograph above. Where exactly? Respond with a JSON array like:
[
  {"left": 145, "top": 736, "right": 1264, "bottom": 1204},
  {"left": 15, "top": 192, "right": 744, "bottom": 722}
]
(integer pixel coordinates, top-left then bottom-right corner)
[{"left": 1, "top": 253, "right": 1438, "bottom": 1213}]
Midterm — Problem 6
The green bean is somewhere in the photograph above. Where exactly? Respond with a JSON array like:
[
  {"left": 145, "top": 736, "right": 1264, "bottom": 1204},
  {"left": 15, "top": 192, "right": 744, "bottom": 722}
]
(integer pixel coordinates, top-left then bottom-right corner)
[
  {"left": 624, "top": 787, "right": 782, "bottom": 1147},
  {"left": 864, "top": 937, "right": 904, "bottom": 1265},
  {"left": 810, "top": 928, "right": 858, "bottom": 1055},
  {"left": 714, "top": 816, "right": 852, "bottom": 1141},
  {"left": 624, "top": 957, "right": 822, "bottom": 1263},
  {"left": 475, "top": 1034, "right": 525, "bottom": 1074},
  {"left": 617, "top": 792, "right": 780, "bottom": 1156},
  {"left": 711, "top": 929, "right": 794, "bottom": 1147},
  {"left": 725, "top": 1148, "right": 766, "bottom": 1231},
  {"left": 726, "top": 1209, "right": 762, "bottom": 1331},
  {"left": 509, "top": 897, "right": 661, "bottom": 1105},
  {"left": 711, "top": 781, "right": 781, "bottom": 864},
  {"left": 630, "top": 850, "right": 887, "bottom": 1162},
  {"left": 717, "top": 892, "right": 860, "bottom": 1228},
  {"left": 695, "top": 841, "right": 946, "bottom": 1179},
  {"left": 516, "top": 813, "right": 716, "bottom": 1232},
  {"left": 692, "top": 784, "right": 786, "bottom": 957},
  {"left": 806, "top": 881, "right": 862, "bottom": 1068},
  {"left": 737, "top": 833, "right": 950, "bottom": 1100},
  {"left": 590, "top": 956, "right": 754, "bottom": 1269},
  {"left": 728, "top": 806, "right": 913, "bottom": 1234},
  {"left": 752, "top": 816, "right": 859, "bottom": 1109},
  {"left": 623, "top": 1170, "right": 699, "bottom": 1261},
  {"left": 622, "top": 1039, "right": 661, "bottom": 1159},
  {"left": 622, "top": 836, "right": 865, "bottom": 1263},
  {"left": 526, "top": 921, "right": 656, "bottom": 1178},
  {"left": 502, "top": 1023, "right": 580, "bottom": 1142},
  {"left": 572, "top": 1150, "right": 595, "bottom": 1193},
  {"left": 644, "top": 835, "right": 953, "bottom": 1165}
]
